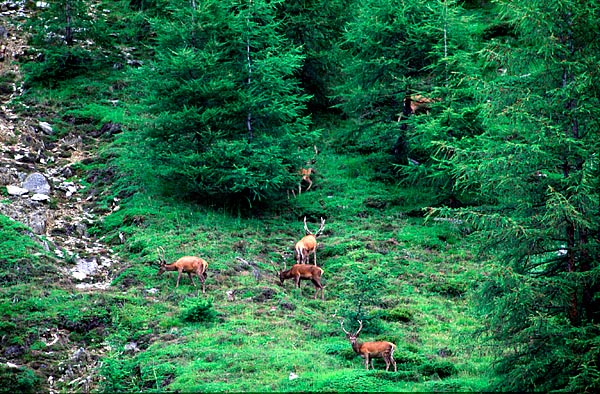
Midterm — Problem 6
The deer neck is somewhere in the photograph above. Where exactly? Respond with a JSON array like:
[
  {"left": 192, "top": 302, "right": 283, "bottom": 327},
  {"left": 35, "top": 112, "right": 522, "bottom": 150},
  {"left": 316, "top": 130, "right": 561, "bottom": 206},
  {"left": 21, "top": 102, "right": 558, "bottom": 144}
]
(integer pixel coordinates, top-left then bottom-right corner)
[{"left": 350, "top": 338, "right": 363, "bottom": 354}]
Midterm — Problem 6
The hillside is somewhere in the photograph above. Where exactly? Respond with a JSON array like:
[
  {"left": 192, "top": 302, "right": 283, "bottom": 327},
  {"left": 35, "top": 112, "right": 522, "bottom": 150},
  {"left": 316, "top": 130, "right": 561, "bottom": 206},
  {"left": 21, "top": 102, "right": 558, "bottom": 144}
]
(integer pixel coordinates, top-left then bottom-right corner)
[
  {"left": 0, "top": 9, "right": 492, "bottom": 388},
  {"left": 3, "top": 1, "right": 598, "bottom": 393}
]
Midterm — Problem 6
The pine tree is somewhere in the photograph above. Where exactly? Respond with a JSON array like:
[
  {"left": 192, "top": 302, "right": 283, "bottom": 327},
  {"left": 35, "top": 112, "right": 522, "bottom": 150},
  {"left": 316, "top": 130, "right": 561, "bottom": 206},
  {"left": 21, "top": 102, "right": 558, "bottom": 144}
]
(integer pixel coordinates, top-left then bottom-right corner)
[
  {"left": 128, "top": 0, "right": 316, "bottom": 207},
  {"left": 430, "top": 1, "right": 600, "bottom": 391}
]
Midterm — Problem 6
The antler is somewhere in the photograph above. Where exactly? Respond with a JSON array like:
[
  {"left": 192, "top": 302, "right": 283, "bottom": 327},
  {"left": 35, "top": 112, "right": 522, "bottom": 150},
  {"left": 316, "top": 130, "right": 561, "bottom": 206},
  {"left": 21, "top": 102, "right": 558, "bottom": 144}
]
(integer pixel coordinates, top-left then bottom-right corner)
[
  {"left": 315, "top": 217, "right": 326, "bottom": 237},
  {"left": 156, "top": 247, "right": 166, "bottom": 266},
  {"left": 340, "top": 319, "right": 363, "bottom": 336},
  {"left": 303, "top": 216, "right": 326, "bottom": 236},
  {"left": 355, "top": 320, "right": 363, "bottom": 336},
  {"left": 303, "top": 216, "right": 312, "bottom": 235},
  {"left": 340, "top": 320, "right": 350, "bottom": 335}
]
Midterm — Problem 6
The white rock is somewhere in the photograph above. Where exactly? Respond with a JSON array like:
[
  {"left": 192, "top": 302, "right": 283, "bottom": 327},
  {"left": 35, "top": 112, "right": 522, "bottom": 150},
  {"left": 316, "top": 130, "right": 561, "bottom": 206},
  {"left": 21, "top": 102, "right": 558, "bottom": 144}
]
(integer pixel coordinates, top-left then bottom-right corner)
[
  {"left": 31, "top": 193, "right": 50, "bottom": 201},
  {"left": 38, "top": 121, "right": 53, "bottom": 134},
  {"left": 6, "top": 185, "right": 29, "bottom": 195},
  {"left": 72, "top": 271, "right": 87, "bottom": 280}
]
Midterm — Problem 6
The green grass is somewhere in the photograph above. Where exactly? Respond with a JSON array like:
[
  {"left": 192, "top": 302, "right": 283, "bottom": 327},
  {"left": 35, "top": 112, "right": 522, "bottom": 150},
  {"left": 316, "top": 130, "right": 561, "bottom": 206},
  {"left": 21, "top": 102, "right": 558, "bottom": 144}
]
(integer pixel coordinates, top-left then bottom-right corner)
[{"left": 68, "top": 141, "right": 493, "bottom": 392}]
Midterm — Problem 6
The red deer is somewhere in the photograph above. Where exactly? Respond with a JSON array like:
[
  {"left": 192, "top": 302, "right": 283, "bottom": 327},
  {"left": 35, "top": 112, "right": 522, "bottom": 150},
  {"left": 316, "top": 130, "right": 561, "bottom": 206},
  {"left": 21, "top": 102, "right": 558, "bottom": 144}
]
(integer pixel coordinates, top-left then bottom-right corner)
[
  {"left": 289, "top": 145, "right": 319, "bottom": 198},
  {"left": 278, "top": 262, "right": 324, "bottom": 300},
  {"left": 408, "top": 94, "right": 440, "bottom": 115},
  {"left": 156, "top": 247, "right": 209, "bottom": 293},
  {"left": 340, "top": 320, "right": 397, "bottom": 371},
  {"left": 299, "top": 167, "right": 315, "bottom": 194},
  {"left": 295, "top": 216, "right": 325, "bottom": 265}
]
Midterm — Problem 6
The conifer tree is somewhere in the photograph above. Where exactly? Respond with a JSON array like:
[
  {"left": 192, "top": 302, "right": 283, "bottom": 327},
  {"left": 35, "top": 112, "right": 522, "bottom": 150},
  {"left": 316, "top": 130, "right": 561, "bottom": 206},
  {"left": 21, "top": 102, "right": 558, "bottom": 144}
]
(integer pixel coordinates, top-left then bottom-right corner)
[
  {"left": 430, "top": 1, "right": 600, "bottom": 391},
  {"left": 332, "top": 0, "right": 466, "bottom": 176},
  {"left": 129, "top": 0, "right": 316, "bottom": 206}
]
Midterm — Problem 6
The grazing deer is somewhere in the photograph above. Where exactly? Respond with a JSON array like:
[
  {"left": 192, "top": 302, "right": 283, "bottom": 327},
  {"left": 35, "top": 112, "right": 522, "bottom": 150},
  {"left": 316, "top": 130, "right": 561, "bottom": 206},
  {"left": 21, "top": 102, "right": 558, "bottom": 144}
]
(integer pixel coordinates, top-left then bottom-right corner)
[
  {"left": 295, "top": 216, "right": 325, "bottom": 265},
  {"left": 340, "top": 320, "right": 397, "bottom": 372},
  {"left": 156, "top": 247, "right": 209, "bottom": 293},
  {"left": 277, "top": 261, "right": 325, "bottom": 300}
]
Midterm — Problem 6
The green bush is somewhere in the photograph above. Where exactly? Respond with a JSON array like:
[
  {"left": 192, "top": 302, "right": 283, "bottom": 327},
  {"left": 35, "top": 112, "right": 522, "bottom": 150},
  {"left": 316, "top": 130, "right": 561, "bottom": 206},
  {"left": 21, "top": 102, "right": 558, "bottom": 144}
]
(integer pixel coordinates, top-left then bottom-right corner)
[
  {"left": 0, "top": 365, "right": 43, "bottom": 394},
  {"left": 420, "top": 360, "right": 458, "bottom": 379},
  {"left": 180, "top": 298, "right": 217, "bottom": 324},
  {"left": 381, "top": 307, "right": 414, "bottom": 323}
]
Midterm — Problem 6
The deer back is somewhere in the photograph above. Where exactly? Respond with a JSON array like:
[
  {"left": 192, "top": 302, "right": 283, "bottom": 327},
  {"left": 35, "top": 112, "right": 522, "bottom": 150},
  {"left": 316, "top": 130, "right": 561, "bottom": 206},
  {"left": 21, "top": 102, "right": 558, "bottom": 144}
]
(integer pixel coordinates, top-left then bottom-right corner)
[
  {"left": 296, "top": 234, "right": 317, "bottom": 252},
  {"left": 281, "top": 264, "right": 322, "bottom": 280},
  {"left": 170, "top": 256, "right": 208, "bottom": 273},
  {"left": 355, "top": 340, "right": 396, "bottom": 357}
]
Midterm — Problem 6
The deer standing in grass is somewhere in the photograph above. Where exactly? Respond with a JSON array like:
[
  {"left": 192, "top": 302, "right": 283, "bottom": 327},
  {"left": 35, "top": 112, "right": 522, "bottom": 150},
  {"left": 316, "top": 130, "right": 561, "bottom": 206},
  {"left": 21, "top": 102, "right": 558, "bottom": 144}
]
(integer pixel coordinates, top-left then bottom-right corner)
[
  {"left": 295, "top": 216, "right": 325, "bottom": 266},
  {"left": 277, "top": 261, "right": 325, "bottom": 300},
  {"left": 156, "top": 247, "right": 209, "bottom": 293},
  {"left": 299, "top": 167, "right": 315, "bottom": 194},
  {"left": 340, "top": 320, "right": 397, "bottom": 371}
]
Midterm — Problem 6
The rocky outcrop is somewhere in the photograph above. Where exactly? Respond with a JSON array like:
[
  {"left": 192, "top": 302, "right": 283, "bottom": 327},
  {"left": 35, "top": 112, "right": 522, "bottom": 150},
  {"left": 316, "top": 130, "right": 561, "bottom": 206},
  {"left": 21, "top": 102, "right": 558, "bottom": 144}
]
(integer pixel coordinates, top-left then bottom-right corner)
[{"left": 1, "top": 3, "right": 122, "bottom": 391}]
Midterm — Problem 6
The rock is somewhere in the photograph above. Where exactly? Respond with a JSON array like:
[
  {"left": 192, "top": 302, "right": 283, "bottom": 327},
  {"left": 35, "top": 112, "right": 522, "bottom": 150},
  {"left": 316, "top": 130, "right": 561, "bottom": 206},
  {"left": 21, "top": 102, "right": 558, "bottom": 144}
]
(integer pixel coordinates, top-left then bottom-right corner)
[
  {"left": 31, "top": 193, "right": 50, "bottom": 202},
  {"left": 71, "top": 257, "right": 99, "bottom": 280},
  {"left": 38, "top": 121, "right": 53, "bottom": 134},
  {"left": 6, "top": 185, "right": 28, "bottom": 195},
  {"left": 27, "top": 212, "right": 47, "bottom": 234},
  {"left": 22, "top": 172, "right": 50, "bottom": 195}
]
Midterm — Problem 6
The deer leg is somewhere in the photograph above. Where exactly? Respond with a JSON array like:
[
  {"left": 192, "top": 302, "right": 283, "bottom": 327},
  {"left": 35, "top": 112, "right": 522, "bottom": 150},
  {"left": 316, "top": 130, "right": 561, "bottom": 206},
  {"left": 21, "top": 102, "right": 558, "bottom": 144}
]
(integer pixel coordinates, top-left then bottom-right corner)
[
  {"left": 176, "top": 270, "right": 183, "bottom": 287},
  {"left": 187, "top": 272, "right": 196, "bottom": 287},
  {"left": 364, "top": 354, "right": 370, "bottom": 370},
  {"left": 305, "top": 177, "right": 312, "bottom": 191},
  {"left": 390, "top": 351, "right": 397, "bottom": 372},
  {"left": 313, "top": 250, "right": 317, "bottom": 265},
  {"left": 311, "top": 279, "right": 322, "bottom": 300},
  {"left": 199, "top": 273, "right": 206, "bottom": 294}
]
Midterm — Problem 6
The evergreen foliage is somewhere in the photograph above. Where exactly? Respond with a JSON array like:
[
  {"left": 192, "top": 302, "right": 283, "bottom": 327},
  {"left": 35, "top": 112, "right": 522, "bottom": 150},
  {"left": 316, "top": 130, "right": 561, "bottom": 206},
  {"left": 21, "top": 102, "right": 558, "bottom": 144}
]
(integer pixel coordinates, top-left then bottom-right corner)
[
  {"left": 5, "top": 0, "right": 600, "bottom": 391},
  {"left": 125, "top": 0, "right": 316, "bottom": 206},
  {"left": 425, "top": 1, "right": 600, "bottom": 391}
]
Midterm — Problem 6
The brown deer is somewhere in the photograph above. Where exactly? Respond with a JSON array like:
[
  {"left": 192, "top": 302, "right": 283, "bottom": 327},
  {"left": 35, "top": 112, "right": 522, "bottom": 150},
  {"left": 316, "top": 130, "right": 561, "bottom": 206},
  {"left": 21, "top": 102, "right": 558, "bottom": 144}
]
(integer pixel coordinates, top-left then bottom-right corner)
[
  {"left": 408, "top": 94, "right": 440, "bottom": 115},
  {"left": 277, "top": 262, "right": 325, "bottom": 300},
  {"left": 156, "top": 247, "right": 209, "bottom": 293},
  {"left": 295, "top": 216, "right": 325, "bottom": 265},
  {"left": 299, "top": 167, "right": 315, "bottom": 194},
  {"left": 289, "top": 145, "right": 319, "bottom": 198},
  {"left": 340, "top": 320, "right": 397, "bottom": 372}
]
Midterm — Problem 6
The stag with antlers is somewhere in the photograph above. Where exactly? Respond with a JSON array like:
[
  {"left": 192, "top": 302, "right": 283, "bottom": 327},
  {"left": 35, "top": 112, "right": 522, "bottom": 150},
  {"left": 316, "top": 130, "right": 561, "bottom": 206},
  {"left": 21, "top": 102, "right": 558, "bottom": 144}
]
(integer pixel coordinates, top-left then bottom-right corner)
[
  {"left": 340, "top": 320, "right": 397, "bottom": 371},
  {"left": 295, "top": 216, "right": 325, "bottom": 266},
  {"left": 274, "top": 260, "right": 325, "bottom": 300},
  {"left": 156, "top": 247, "right": 209, "bottom": 293}
]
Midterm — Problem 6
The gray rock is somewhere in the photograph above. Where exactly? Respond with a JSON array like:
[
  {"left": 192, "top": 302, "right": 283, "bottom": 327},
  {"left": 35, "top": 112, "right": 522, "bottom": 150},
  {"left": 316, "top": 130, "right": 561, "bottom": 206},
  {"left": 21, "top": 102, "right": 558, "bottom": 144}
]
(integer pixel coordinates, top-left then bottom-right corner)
[
  {"left": 27, "top": 212, "right": 47, "bottom": 235},
  {"left": 22, "top": 172, "right": 50, "bottom": 195},
  {"left": 38, "top": 121, "right": 53, "bottom": 134}
]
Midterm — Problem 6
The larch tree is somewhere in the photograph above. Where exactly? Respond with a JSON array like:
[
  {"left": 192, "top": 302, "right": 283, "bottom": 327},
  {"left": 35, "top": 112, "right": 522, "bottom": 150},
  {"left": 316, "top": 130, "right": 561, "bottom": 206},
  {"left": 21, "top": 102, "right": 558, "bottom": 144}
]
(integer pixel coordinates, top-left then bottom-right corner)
[{"left": 430, "top": 1, "right": 600, "bottom": 391}]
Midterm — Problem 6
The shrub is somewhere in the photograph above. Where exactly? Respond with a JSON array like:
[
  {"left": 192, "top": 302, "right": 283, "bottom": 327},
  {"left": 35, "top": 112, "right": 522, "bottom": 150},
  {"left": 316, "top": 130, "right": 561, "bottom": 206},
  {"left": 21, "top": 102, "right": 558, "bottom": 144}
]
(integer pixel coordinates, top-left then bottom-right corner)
[
  {"left": 381, "top": 307, "right": 414, "bottom": 323},
  {"left": 181, "top": 298, "right": 217, "bottom": 324},
  {"left": 420, "top": 360, "right": 458, "bottom": 378},
  {"left": 0, "top": 365, "right": 43, "bottom": 394}
]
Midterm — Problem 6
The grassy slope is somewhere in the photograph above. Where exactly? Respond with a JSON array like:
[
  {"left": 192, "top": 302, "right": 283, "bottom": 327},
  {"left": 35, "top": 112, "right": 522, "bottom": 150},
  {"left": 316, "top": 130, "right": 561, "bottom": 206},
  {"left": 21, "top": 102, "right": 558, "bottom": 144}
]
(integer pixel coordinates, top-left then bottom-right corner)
[
  {"left": 1, "top": 130, "right": 494, "bottom": 392},
  {"left": 90, "top": 131, "right": 495, "bottom": 392}
]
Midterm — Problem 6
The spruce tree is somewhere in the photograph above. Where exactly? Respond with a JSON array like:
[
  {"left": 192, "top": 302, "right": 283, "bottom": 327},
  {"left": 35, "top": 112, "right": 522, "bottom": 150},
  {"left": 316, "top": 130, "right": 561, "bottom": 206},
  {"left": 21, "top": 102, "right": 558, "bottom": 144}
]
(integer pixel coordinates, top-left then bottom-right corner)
[{"left": 128, "top": 0, "right": 316, "bottom": 207}]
